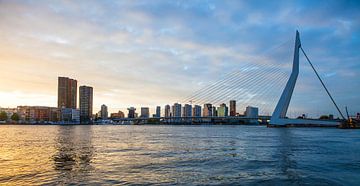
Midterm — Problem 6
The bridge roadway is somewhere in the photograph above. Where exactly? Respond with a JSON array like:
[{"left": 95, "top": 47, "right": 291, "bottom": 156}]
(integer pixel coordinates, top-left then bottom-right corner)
[{"left": 110, "top": 116, "right": 271, "bottom": 125}]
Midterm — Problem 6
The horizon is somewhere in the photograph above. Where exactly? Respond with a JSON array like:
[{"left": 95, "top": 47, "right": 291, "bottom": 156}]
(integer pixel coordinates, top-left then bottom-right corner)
[{"left": 0, "top": 0, "right": 359, "bottom": 117}]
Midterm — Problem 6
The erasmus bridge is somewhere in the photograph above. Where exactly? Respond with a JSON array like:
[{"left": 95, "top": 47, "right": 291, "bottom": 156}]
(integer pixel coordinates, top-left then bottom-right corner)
[
  {"left": 269, "top": 31, "right": 344, "bottom": 126},
  {"left": 113, "top": 31, "right": 345, "bottom": 126},
  {"left": 181, "top": 30, "right": 344, "bottom": 126}
]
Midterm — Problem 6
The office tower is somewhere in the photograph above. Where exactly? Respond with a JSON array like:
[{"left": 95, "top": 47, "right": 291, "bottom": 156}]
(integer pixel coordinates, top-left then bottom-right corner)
[
  {"left": 164, "top": 105, "right": 171, "bottom": 117},
  {"left": 225, "top": 104, "right": 229, "bottom": 116},
  {"left": 127, "top": 107, "right": 136, "bottom": 118},
  {"left": 203, "top": 103, "right": 212, "bottom": 117},
  {"left": 183, "top": 104, "right": 192, "bottom": 117},
  {"left": 96, "top": 110, "right": 101, "bottom": 119},
  {"left": 217, "top": 103, "right": 229, "bottom": 117},
  {"left": 100, "top": 104, "right": 108, "bottom": 119},
  {"left": 155, "top": 106, "right": 161, "bottom": 117},
  {"left": 140, "top": 107, "right": 150, "bottom": 118},
  {"left": 212, "top": 106, "right": 217, "bottom": 117},
  {"left": 79, "top": 86, "right": 93, "bottom": 122},
  {"left": 192, "top": 105, "right": 202, "bottom": 117},
  {"left": 230, "top": 100, "right": 236, "bottom": 116},
  {"left": 172, "top": 103, "right": 182, "bottom": 117},
  {"left": 57, "top": 77, "right": 77, "bottom": 109},
  {"left": 245, "top": 106, "right": 259, "bottom": 118}
]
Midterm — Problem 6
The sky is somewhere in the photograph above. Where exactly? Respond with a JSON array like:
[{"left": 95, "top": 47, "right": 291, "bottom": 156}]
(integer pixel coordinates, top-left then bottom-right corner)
[{"left": 0, "top": 0, "right": 359, "bottom": 117}]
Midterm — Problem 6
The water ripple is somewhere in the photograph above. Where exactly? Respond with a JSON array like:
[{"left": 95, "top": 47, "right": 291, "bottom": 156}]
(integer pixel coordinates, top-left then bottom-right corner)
[{"left": 0, "top": 125, "right": 359, "bottom": 185}]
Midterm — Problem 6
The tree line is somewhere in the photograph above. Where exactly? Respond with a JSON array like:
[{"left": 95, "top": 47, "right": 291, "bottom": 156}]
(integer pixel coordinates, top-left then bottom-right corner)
[{"left": 0, "top": 111, "right": 19, "bottom": 121}]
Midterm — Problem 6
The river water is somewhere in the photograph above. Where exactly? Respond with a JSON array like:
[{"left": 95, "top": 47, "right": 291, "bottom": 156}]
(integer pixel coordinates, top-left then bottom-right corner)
[{"left": 0, "top": 125, "right": 359, "bottom": 185}]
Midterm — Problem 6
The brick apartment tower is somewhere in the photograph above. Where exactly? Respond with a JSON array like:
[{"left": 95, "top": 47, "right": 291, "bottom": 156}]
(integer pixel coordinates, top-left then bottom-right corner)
[
  {"left": 230, "top": 100, "right": 236, "bottom": 116},
  {"left": 57, "top": 77, "right": 77, "bottom": 109}
]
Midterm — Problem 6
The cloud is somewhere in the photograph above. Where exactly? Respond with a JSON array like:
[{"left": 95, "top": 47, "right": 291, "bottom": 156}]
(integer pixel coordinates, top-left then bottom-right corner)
[{"left": 324, "top": 72, "right": 337, "bottom": 78}]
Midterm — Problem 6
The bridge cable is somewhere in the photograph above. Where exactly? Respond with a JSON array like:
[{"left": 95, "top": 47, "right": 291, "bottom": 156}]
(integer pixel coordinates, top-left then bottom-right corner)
[
  {"left": 184, "top": 64, "right": 279, "bottom": 104},
  {"left": 181, "top": 39, "right": 292, "bottom": 103},
  {"left": 209, "top": 68, "right": 287, "bottom": 107},
  {"left": 187, "top": 62, "right": 288, "bottom": 112},
  {"left": 194, "top": 65, "right": 286, "bottom": 101},
  {"left": 234, "top": 71, "right": 288, "bottom": 114},
  {"left": 189, "top": 68, "right": 288, "bottom": 114},
  {"left": 188, "top": 63, "right": 286, "bottom": 105},
  {"left": 300, "top": 47, "right": 346, "bottom": 120}
]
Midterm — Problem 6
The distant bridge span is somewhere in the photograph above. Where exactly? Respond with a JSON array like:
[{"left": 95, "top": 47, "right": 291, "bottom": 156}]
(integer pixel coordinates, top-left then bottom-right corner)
[{"left": 111, "top": 116, "right": 270, "bottom": 125}]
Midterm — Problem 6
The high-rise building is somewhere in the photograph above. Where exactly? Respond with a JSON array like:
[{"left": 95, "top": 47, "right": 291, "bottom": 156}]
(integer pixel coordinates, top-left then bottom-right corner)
[
  {"left": 183, "top": 104, "right": 192, "bottom": 117},
  {"left": 230, "top": 100, "right": 236, "bottom": 116},
  {"left": 57, "top": 77, "right": 77, "bottom": 109},
  {"left": 164, "top": 105, "right": 171, "bottom": 117},
  {"left": 192, "top": 105, "right": 202, "bottom": 117},
  {"left": 172, "top": 103, "right": 182, "bottom": 117},
  {"left": 245, "top": 106, "right": 259, "bottom": 118},
  {"left": 217, "top": 103, "right": 229, "bottom": 117},
  {"left": 127, "top": 107, "right": 136, "bottom": 118},
  {"left": 100, "top": 104, "right": 108, "bottom": 119},
  {"left": 212, "top": 106, "right": 217, "bottom": 117},
  {"left": 140, "top": 107, "right": 150, "bottom": 118},
  {"left": 155, "top": 106, "right": 161, "bottom": 117},
  {"left": 79, "top": 86, "right": 93, "bottom": 123},
  {"left": 203, "top": 103, "right": 212, "bottom": 117}
]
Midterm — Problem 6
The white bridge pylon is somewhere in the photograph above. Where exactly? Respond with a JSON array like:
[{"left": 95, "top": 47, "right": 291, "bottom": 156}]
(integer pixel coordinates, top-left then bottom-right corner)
[{"left": 269, "top": 31, "right": 341, "bottom": 127}]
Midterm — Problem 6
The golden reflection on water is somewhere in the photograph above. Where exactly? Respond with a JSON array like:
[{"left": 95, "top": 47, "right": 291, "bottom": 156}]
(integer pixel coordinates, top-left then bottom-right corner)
[
  {"left": 0, "top": 125, "right": 182, "bottom": 185},
  {"left": 0, "top": 125, "right": 57, "bottom": 185}
]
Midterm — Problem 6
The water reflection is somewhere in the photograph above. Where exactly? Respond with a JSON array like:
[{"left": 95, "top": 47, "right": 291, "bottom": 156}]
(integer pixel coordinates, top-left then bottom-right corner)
[
  {"left": 0, "top": 125, "right": 358, "bottom": 185},
  {"left": 53, "top": 125, "right": 94, "bottom": 184},
  {"left": 275, "top": 128, "right": 299, "bottom": 183},
  {"left": 0, "top": 125, "right": 57, "bottom": 185}
]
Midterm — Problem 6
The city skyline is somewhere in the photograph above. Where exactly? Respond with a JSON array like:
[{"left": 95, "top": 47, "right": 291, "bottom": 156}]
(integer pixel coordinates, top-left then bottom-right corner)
[
  {"left": 0, "top": 1, "right": 359, "bottom": 116},
  {"left": 0, "top": 73, "right": 264, "bottom": 123}
]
